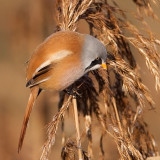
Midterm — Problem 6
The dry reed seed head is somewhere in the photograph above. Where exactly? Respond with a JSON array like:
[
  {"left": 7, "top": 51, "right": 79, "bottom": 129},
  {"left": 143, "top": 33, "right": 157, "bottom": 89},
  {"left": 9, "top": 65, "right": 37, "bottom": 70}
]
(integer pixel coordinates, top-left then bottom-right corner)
[
  {"left": 40, "top": 0, "right": 160, "bottom": 159},
  {"left": 56, "top": 0, "right": 93, "bottom": 31},
  {"left": 61, "top": 140, "right": 77, "bottom": 160},
  {"left": 132, "top": 0, "right": 148, "bottom": 7},
  {"left": 82, "top": 0, "right": 160, "bottom": 91},
  {"left": 61, "top": 140, "right": 90, "bottom": 160},
  {"left": 107, "top": 55, "right": 154, "bottom": 108},
  {"left": 84, "top": 115, "right": 93, "bottom": 158},
  {"left": 40, "top": 96, "right": 72, "bottom": 160}
]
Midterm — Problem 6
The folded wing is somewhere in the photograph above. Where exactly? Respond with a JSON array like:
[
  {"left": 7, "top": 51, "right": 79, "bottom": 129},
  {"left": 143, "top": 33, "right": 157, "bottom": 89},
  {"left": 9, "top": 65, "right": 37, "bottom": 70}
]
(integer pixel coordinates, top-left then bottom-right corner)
[{"left": 26, "top": 63, "right": 53, "bottom": 88}]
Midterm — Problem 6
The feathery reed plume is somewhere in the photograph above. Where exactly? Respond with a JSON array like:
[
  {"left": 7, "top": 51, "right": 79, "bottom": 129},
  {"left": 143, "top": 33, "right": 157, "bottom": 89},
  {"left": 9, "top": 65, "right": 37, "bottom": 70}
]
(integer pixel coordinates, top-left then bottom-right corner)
[
  {"left": 41, "top": 96, "right": 72, "bottom": 160},
  {"left": 41, "top": 0, "right": 160, "bottom": 159}
]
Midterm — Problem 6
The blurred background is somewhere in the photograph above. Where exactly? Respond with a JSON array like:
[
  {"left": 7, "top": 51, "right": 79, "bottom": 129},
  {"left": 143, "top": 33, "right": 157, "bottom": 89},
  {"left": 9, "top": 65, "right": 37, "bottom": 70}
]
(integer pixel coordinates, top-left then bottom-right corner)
[{"left": 0, "top": 0, "right": 160, "bottom": 159}]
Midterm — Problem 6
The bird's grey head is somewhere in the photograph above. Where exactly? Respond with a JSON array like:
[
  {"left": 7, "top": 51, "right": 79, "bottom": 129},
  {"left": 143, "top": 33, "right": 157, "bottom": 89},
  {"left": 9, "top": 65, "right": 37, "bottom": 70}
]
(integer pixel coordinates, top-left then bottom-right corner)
[{"left": 81, "top": 34, "right": 107, "bottom": 72}]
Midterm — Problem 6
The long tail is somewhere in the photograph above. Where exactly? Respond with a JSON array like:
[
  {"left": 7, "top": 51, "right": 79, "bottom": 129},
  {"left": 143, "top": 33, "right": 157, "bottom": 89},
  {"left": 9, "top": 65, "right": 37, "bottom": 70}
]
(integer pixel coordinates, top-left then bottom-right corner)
[{"left": 18, "top": 86, "right": 41, "bottom": 152}]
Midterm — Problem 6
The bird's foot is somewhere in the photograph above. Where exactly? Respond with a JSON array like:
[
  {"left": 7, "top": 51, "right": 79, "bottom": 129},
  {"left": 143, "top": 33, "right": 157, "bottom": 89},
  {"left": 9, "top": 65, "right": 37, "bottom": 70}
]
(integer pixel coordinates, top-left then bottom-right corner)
[{"left": 65, "top": 87, "right": 82, "bottom": 98}]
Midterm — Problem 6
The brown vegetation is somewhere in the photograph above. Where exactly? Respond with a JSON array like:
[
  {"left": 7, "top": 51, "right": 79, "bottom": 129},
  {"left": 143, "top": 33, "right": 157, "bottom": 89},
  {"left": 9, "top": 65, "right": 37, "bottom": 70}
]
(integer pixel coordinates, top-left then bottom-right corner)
[
  {"left": 1, "top": 0, "right": 160, "bottom": 160},
  {"left": 40, "top": 0, "right": 160, "bottom": 160}
]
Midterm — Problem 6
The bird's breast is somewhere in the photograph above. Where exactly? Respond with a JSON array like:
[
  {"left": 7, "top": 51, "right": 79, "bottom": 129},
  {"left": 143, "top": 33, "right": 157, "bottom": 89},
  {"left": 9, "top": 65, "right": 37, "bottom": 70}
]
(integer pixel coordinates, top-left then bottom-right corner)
[{"left": 39, "top": 64, "right": 84, "bottom": 91}]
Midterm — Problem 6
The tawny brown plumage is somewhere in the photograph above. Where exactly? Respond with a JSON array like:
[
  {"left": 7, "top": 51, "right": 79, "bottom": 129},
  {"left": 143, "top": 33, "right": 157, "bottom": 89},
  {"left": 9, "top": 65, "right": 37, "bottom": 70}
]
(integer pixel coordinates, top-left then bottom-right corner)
[
  {"left": 18, "top": 31, "right": 107, "bottom": 152},
  {"left": 18, "top": 86, "right": 39, "bottom": 152},
  {"left": 27, "top": 31, "right": 84, "bottom": 90}
]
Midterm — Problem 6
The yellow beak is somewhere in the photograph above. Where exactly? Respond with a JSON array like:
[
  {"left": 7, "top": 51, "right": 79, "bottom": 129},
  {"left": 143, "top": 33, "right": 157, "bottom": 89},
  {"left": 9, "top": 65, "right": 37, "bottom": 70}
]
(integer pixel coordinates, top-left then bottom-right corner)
[{"left": 101, "top": 63, "right": 107, "bottom": 70}]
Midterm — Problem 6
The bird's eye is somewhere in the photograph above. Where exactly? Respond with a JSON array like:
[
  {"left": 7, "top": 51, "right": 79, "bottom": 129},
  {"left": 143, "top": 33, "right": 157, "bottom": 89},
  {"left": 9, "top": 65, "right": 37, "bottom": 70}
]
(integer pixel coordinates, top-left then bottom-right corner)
[
  {"left": 94, "top": 57, "right": 102, "bottom": 64},
  {"left": 84, "top": 57, "right": 102, "bottom": 71}
]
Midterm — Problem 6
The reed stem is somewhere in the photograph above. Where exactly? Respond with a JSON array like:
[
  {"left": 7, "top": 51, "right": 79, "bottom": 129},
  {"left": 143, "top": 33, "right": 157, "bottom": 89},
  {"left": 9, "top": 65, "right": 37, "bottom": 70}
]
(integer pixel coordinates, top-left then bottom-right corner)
[{"left": 72, "top": 96, "right": 83, "bottom": 160}]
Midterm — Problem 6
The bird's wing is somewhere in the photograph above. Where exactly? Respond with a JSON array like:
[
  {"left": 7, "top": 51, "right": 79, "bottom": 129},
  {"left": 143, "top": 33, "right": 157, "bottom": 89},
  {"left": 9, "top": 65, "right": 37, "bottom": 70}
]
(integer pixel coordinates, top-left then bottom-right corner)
[
  {"left": 18, "top": 86, "right": 41, "bottom": 152},
  {"left": 26, "top": 63, "right": 53, "bottom": 88},
  {"left": 26, "top": 50, "right": 73, "bottom": 88}
]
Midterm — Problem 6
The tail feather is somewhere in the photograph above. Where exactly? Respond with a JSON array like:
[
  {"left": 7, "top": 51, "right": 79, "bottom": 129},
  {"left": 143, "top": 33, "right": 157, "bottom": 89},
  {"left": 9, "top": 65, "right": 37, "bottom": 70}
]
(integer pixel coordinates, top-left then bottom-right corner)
[{"left": 18, "top": 86, "right": 40, "bottom": 153}]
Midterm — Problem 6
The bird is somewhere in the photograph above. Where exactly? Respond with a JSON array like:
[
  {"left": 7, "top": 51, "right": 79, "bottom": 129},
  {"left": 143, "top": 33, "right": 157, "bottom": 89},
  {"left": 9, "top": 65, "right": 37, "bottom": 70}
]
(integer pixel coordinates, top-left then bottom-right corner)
[{"left": 18, "top": 31, "right": 107, "bottom": 152}]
